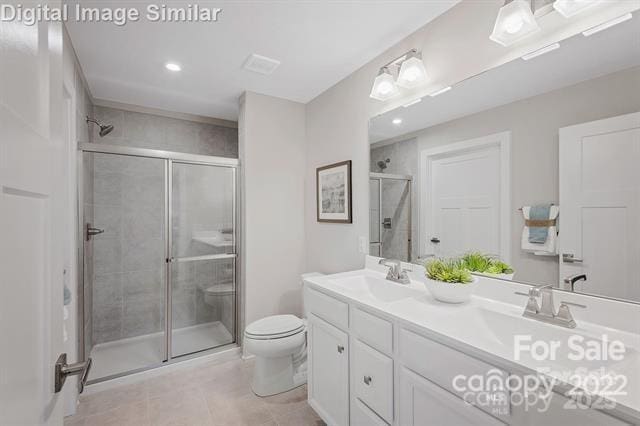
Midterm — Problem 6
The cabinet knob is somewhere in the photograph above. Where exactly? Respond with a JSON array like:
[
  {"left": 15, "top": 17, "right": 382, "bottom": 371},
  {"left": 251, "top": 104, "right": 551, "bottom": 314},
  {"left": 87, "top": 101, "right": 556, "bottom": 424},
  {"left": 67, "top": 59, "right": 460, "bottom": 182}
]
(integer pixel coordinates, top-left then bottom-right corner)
[
  {"left": 337, "top": 345, "right": 344, "bottom": 354},
  {"left": 363, "top": 376, "right": 372, "bottom": 385}
]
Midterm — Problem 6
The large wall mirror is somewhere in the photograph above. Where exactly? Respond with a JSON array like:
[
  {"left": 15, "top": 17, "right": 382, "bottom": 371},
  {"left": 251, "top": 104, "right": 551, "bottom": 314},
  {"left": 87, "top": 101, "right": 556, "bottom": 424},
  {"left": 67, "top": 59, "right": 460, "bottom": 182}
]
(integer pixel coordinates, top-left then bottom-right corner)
[{"left": 368, "top": 13, "right": 640, "bottom": 303}]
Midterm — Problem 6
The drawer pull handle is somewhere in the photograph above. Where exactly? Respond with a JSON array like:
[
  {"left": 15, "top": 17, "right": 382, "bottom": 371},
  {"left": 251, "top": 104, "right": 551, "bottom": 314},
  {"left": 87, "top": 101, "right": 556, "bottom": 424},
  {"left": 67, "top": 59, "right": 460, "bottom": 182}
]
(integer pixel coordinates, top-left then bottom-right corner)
[
  {"left": 364, "top": 376, "right": 372, "bottom": 385},
  {"left": 337, "top": 345, "right": 344, "bottom": 354}
]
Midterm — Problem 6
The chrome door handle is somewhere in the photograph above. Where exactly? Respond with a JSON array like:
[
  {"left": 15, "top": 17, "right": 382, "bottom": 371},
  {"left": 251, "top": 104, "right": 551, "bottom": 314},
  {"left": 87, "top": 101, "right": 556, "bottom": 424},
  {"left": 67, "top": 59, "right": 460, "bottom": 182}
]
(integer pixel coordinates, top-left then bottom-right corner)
[
  {"left": 363, "top": 376, "right": 372, "bottom": 385},
  {"left": 55, "top": 354, "right": 92, "bottom": 394},
  {"left": 337, "top": 345, "right": 344, "bottom": 354},
  {"left": 562, "top": 253, "right": 583, "bottom": 263},
  {"left": 86, "top": 223, "right": 105, "bottom": 241}
]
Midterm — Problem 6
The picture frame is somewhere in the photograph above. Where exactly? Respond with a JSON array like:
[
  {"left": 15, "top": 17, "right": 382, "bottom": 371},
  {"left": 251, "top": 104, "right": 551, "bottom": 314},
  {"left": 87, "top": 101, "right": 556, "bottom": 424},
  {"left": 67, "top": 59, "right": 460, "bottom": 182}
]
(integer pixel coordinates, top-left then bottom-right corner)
[{"left": 316, "top": 160, "right": 352, "bottom": 223}]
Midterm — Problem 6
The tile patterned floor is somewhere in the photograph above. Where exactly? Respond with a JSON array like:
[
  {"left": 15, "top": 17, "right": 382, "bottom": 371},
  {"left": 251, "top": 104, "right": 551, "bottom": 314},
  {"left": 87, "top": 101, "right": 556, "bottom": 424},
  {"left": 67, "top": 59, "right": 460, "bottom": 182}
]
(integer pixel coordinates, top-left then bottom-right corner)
[{"left": 64, "top": 358, "right": 325, "bottom": 426}]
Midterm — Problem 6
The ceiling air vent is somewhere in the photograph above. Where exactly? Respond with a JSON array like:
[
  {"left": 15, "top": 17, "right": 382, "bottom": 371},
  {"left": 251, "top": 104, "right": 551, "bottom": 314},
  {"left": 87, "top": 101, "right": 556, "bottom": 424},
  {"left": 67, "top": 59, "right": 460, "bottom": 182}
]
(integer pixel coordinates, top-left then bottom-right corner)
[{"left": 243, "top": 54, "right": 281, "bottom": 75}]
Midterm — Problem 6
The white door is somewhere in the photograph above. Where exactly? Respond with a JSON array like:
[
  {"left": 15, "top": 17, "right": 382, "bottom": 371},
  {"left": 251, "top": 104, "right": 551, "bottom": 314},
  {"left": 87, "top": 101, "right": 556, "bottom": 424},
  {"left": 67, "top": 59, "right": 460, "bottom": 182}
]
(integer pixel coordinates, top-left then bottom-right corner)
[
  {"left": 307, "top": 314, "right": 349, "bottom": 426},
  {"left": 422, "top": 133, "right": 510, "bottom": 260},
  {"left": 559, "top": 112, "right": 640, "bottom": 301},
  {"left": 0, "top": 6, "right": 66, "bottom": 425},
  {"left": 398, "top": 367, "right": 504, "bottom": 426}
]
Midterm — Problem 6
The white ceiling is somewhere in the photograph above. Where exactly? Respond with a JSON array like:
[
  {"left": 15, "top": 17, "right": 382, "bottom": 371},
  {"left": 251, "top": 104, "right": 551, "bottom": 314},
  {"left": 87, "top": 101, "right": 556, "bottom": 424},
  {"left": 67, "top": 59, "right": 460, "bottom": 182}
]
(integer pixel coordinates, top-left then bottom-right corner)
[
  {"left": 370, "top": 13, "right": 640, "bottom": 143},
  {"left": 65, "top": 1, "right": 460, "bottom": 121}
]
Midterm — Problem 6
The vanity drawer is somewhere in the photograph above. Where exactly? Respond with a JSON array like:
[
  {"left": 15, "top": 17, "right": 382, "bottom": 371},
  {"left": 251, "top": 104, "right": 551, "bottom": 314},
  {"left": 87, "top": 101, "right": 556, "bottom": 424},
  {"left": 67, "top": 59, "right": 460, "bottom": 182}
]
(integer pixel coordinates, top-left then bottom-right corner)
[
  {"left": 352, "top": 307, "right": 393, "bottom": 355},
  {"left": 353, "top": 340, "right": 393, "bottom": 424},
  {"left": 399, "top": 328, "right": 510, "bottom": 422},
  {"left": 305, "top": 287, "right": 348, "bottom": 330},
  {"left": 351, "top": 398, "right": 389, "bottom": 426}
]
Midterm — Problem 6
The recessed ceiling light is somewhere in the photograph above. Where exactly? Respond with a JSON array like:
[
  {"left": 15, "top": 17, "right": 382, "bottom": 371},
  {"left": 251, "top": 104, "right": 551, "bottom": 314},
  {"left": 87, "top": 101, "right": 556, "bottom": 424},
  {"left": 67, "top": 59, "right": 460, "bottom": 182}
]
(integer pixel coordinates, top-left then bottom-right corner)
[
  {"left": 392, "top": 118, "right": 403, "bottom": 125},
  {"left": 165, "top": 62, "right": 182, "bottom": 72}
]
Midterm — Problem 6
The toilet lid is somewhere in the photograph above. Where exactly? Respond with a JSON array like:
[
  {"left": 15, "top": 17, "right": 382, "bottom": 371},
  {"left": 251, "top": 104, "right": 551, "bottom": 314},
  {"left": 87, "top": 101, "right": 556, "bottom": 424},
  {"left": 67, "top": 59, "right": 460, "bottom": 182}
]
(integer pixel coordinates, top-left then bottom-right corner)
[{"left": 245, "top": 314, "right": 304, "bottom": 337}]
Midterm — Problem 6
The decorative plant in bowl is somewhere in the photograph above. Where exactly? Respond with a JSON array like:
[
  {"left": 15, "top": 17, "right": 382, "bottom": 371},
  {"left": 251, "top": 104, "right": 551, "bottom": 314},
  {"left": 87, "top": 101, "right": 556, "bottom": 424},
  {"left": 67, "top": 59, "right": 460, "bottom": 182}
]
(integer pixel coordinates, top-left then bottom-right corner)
[
  {"left": 460, "top": 252, "right": 515, "bottom": 280},
  {"left": 424, "top": 258, "right": 478, "bottom": 304}
]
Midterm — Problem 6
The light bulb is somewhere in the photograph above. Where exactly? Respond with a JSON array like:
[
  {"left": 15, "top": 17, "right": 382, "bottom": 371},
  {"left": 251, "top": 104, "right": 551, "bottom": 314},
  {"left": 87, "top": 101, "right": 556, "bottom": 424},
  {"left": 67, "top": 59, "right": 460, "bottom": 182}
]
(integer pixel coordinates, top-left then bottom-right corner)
[
  {"left": 504, "top": 16, "right": 524, "bottom": 34},
  {"left": 377, "top": 81, "right": 394, "bottom": 95},
  {"left": 369, "top": 67, "right": 399, "bottom": 101},
  {"left": 397, "top": 54, "right": 428, "bottom": 89}
]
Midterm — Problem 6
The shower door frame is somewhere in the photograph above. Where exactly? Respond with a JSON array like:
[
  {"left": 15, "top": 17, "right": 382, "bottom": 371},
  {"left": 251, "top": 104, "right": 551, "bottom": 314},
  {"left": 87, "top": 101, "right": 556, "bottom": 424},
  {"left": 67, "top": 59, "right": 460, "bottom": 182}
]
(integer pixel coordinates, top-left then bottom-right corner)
[
  {"left": 369, "top": 172, "right": 413, "bottom": 262},
  {"left": 77, "top": 142, "right": 241, "bottom": 382}
]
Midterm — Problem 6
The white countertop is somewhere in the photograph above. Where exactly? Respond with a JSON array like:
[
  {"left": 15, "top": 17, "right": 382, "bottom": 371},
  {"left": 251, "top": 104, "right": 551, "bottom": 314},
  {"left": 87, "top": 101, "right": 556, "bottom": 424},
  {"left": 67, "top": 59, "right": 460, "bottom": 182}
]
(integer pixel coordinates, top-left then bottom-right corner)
[{"left": 303, "top": 258, "right": 640, "bottom": 420}]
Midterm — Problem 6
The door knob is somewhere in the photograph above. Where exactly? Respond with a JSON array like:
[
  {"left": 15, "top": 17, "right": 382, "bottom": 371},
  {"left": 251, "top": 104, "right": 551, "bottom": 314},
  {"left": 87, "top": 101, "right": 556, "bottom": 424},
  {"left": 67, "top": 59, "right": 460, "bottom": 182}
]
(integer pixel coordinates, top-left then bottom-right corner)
[
  {"left": 564, "top": 274, "right": 587, "bottom": 292},
  {"left": 363, "top": 376, "right": 372, "bottom": 385},
  {"left": 337, "top": 345, "right": 344, "bottom": 354},
  {"left": 55, "top": 354, "right": 92, "bottom": 393}
]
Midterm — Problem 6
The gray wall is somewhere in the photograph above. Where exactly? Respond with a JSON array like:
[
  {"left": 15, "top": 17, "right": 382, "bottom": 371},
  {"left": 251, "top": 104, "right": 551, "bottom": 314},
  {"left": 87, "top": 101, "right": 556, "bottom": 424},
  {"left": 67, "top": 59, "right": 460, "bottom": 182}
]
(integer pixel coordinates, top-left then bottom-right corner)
[
  {"left": 239, "top": 92, "right": 307, "bottom": 337},
  {"left": 371, "top": 66, "right": 640, "bottom": 285},
  {"left": 89, "top": 106, "right": 238, "bottom": 344}
]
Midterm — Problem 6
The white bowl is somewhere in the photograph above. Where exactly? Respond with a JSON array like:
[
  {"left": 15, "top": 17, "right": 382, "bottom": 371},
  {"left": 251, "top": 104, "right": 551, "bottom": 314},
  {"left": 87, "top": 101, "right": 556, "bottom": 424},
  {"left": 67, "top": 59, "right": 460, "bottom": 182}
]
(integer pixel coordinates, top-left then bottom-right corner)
[
  {"left": 474, "top": 272, "right": 515, "bottom": 281},
  {"left": 423, "top": 276, "right": 478, "bottom": 303}
]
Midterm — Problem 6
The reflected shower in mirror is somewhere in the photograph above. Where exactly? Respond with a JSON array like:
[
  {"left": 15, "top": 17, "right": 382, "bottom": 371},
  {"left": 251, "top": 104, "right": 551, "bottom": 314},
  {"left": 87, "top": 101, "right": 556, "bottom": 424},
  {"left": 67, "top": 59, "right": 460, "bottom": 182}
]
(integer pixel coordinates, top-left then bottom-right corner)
[{"left": 369, "top": 13, "right": 640, "bottom": 303}]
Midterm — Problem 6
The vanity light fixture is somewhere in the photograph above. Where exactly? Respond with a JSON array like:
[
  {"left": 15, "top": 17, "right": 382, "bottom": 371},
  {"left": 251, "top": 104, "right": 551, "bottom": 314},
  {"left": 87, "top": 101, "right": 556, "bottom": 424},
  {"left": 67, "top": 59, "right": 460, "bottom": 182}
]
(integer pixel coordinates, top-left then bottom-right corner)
[
  {"left": 582, "top": 13, "right": 633, "bottom": 36},
  {"left": 369, "top": 48, "right": 428, "bottom": 101},
  {"left": 429, "top": 86, "right": 452, "bottom": 97},
  {"left": 392, "top": 118, "right": 403, "bottom": 125},
  {"left": 370, "top": 67, "right": 399, "bottom": 101},
  {"left": 397, "top": 51, "right": 428, "bottom": 88},
  {"left": 553, "top": 0, "right": 599, "bottom": 18},
  {"left": 522, "top": 42, "right": 560, "bottom": 60},
  {"left": 490, "top": 0, "right": 540, "bottom": 47},
  {"left": 165, "top": 62, "right": 182, "bottom": 72}
]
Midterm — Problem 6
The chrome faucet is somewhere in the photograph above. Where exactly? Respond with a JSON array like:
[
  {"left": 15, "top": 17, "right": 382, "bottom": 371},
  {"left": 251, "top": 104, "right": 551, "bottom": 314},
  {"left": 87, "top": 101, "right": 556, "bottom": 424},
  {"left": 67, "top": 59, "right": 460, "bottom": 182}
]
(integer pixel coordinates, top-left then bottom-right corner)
[
  {"left": 378, "top": 258, "right": 411, "bottom": 285},
  {"left": 522, "top": 284, "right": 577, "bottom": 328}
]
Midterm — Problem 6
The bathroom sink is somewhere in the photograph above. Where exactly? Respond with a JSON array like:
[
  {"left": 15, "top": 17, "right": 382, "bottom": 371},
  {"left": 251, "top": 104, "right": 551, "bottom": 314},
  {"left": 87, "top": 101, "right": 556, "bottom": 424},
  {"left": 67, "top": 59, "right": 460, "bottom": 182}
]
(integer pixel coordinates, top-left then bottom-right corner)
[
  {"left": 329, "top": 273, "right": 423, "bottom": 303},
  {"left": 477, "top": 307, "right": 640, "bottom": 375}
]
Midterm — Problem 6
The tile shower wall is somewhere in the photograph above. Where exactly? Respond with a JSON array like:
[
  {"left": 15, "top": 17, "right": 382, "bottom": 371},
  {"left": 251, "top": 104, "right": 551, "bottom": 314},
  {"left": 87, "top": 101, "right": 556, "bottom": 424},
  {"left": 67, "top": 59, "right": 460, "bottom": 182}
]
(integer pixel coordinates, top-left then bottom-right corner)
[
  {"left": 92, "top": 106, "right": 238, "bottom": 157},
  {"left": 371, "top": 139, "right": 419, "bottom": 261},
  {"left": 90, "top": 106, "right": 238, "bottom": 345}
]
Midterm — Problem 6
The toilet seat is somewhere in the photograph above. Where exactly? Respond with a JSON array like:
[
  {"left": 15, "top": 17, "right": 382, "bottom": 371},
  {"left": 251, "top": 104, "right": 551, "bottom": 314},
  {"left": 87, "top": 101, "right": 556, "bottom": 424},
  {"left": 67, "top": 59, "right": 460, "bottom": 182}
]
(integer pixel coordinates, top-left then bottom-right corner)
[{"left": 245, "top": 314, "right": 305, "bottom": 340}]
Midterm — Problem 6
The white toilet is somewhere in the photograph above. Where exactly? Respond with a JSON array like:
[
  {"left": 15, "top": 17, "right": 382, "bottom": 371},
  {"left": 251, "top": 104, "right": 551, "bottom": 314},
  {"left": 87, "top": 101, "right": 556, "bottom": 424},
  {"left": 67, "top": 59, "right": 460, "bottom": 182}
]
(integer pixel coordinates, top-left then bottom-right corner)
[{"left": 244, "top": 314, "right": 307, "bottom": 396}]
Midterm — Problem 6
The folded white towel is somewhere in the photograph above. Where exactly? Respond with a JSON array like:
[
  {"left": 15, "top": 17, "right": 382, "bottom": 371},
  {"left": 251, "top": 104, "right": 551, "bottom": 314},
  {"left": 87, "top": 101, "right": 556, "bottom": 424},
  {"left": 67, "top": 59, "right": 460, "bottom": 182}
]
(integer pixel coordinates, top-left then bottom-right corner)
[{"left": 521, "top": 206, "right": 559, "bottom": 256}]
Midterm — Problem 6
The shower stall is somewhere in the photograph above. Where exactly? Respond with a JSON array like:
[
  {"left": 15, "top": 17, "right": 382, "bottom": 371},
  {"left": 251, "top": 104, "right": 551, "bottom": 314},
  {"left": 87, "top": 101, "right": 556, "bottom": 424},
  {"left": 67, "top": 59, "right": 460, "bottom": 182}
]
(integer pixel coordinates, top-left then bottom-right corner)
[
  {"left": 369, "top": 172, "right": 412, "bottom": 262},
  {"left": 79, "top": 143, "right": 239, "bottom": 382}
]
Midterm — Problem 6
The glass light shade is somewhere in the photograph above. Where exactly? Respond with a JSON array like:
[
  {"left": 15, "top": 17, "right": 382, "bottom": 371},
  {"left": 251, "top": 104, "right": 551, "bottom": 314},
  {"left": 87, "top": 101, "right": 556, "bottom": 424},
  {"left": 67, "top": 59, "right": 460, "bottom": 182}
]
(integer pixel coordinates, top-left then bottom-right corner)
[
  {"left": 397, "top": 56, "right": 428, "bottom": 88},
  {"left": 553, "top": 0, "right": 599, "bottom": 18},
  {"left": 370, "top": 68, "right": 399, "bottom": 101},
  {"left": 490, "top": 0, "right": 540, "bottom": 47}
]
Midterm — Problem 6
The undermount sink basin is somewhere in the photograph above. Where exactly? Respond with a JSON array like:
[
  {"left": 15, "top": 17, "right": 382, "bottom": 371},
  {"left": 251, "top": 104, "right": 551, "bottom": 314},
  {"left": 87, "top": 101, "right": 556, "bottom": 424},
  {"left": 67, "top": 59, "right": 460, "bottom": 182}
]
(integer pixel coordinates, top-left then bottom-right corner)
[
  {"left": 477, "top": 308, "right": 640, "bottom": 374},
  {"left": 329, "top": 273, "right": 423, "bottom": 303}
]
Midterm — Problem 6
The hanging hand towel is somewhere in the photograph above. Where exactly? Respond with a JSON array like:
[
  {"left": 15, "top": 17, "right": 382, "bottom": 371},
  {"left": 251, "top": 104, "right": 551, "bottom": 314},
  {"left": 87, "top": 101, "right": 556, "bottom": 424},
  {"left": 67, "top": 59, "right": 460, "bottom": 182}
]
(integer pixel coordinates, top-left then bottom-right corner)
[
  {"left": 528, "top": 204, "right": 551, "bottom": 243},
  {"left": 521, "top": 206, "right": 559, "bottom": 255}
]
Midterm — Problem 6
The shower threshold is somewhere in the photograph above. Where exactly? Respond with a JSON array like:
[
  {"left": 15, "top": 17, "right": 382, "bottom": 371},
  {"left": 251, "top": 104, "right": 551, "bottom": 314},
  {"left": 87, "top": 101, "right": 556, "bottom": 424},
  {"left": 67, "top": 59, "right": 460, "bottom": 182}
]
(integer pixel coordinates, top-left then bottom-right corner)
[{"left": 88, "top": 321, "right": 232, "bottom": 381}]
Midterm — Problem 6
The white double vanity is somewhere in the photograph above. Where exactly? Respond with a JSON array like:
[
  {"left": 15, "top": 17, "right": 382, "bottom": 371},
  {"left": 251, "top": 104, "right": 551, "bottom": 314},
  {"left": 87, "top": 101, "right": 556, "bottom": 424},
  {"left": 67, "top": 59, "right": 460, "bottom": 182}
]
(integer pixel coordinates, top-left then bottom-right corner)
[{"left": 304, "top": 257, "right": 640, "bottom": 425}]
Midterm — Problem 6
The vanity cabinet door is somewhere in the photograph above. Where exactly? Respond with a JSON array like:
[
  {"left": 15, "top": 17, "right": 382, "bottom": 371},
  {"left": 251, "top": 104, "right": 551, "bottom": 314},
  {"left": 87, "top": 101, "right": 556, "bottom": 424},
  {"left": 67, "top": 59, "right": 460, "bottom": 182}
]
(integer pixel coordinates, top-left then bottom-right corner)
[
  {"left": 399, "top": 367, "right": 505, "bottom": 426},
  {"left": 308, "top": 314, "right": 349, "bottom": 426}
]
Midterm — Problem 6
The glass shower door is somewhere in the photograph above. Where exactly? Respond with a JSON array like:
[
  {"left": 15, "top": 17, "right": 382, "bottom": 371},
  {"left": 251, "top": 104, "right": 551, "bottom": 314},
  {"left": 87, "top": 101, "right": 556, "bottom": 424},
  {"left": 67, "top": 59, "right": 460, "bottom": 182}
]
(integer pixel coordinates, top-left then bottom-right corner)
[
  {"left": 169, "top": 161, "right": 236, "bottom": 357},
  {"left": 84, "top": 152, "right": 166, "bottom": 381}
]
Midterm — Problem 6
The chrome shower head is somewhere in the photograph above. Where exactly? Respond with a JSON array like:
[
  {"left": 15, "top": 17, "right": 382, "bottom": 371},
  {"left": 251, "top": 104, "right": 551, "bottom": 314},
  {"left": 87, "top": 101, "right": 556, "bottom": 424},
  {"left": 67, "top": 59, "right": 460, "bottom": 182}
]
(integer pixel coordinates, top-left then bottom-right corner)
[{"left": 86, "top": 116, "right": 114, "bottom": 137}]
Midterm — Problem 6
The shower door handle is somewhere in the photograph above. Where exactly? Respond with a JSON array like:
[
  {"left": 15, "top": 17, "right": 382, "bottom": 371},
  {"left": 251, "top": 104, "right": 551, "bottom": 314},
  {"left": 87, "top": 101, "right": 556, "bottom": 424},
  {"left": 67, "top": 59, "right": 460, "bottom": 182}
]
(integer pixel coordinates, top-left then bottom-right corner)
[
  {"left": 54, "top": 353, "right": 92, "bottom": 394},
  {"left": 86, "top": 223, "right": 105, "bottom": 240}
]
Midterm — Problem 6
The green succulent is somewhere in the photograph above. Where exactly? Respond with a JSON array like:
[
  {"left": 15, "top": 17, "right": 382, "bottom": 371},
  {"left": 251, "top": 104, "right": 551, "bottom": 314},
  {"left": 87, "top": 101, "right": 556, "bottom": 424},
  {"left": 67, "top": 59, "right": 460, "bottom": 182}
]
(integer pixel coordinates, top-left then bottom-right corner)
[
  {"left": 460, "top": 252, "right": 514, "bottom": 275},
  {"left": 425, "top": 258, "right": 473, "bottom": 284}
]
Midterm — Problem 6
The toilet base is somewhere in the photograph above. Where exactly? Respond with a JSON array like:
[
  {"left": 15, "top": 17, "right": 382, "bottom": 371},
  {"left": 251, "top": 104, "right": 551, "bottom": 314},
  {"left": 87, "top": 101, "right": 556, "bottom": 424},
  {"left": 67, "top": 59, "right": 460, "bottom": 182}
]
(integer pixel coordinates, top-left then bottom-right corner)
[{"left": 251, "top": 355, "right": 307, "bottom": 397}]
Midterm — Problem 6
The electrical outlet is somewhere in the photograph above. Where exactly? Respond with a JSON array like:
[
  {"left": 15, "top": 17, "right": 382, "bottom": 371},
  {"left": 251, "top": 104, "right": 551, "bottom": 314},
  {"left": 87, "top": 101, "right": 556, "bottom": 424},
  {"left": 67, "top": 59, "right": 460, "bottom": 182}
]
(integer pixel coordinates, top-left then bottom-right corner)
[{"left": 358, "top": 236, "right": 369, "bottom": 254}]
